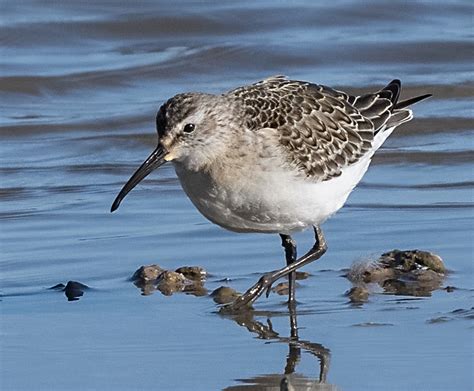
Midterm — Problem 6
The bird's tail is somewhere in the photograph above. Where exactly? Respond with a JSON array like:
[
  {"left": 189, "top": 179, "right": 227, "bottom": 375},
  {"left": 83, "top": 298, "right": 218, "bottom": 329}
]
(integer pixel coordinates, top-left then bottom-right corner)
[
  {"left": 350, "top": 79, "right": 431, "bottom": 134},
  {"left": 350, "top": 80, "right": 431, "bottom": 151},
  {"left": 378, "top": 79, "right": 432, "bottom": 132}
]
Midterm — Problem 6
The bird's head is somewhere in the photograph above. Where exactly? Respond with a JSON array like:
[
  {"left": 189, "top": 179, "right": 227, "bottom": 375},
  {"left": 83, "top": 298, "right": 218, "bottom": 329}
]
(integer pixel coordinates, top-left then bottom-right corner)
[{"left": 111, "top": 92, "right": 238, "bottom": 212}]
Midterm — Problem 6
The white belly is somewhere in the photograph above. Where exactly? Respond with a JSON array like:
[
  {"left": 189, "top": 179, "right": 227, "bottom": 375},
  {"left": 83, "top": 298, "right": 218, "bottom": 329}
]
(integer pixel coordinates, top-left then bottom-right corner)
[{"left": 173, "top": 153, "right": 372, "bottom": 234}]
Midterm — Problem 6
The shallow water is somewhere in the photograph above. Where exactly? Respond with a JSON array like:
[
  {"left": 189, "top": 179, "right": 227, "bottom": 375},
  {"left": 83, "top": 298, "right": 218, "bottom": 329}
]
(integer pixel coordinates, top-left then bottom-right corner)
[{"left": 1, "top": 1, "right": 473, "bottom": 390}]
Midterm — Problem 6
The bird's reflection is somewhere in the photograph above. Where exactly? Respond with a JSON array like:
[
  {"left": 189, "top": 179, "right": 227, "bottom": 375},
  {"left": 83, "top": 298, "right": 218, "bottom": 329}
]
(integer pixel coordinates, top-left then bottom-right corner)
[{"left": 222, "top": 305, "right": 339, "bottom": 391}]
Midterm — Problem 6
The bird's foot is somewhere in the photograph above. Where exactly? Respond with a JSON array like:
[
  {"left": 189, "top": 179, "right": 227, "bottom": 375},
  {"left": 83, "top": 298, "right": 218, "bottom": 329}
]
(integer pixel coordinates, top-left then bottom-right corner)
[{"left": 220, "top": 272, "right": 274, "bottom": 314}]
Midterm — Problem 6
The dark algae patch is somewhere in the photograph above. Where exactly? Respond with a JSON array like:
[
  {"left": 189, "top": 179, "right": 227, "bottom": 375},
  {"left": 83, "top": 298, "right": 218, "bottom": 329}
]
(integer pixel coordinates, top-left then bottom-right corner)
[{"left": 346, "top": 249, "right": 447, "bottom": 301}]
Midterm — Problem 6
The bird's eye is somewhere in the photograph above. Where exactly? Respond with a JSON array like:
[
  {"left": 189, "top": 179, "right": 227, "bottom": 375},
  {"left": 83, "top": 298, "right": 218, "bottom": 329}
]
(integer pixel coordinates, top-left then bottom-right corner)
[{"left": 183, "top": 123, "right": 195, "bottom": 134}]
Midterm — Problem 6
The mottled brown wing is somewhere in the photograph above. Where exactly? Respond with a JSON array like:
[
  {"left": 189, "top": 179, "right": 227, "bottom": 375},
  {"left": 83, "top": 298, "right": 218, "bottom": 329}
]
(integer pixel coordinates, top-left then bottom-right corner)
[{"left": 230, "top": 76, "right": 379, "bottom": 181}]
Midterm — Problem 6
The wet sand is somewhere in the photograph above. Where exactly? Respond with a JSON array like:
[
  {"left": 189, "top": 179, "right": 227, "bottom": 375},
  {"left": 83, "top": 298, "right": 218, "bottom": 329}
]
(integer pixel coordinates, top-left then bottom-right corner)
[{"left": 1, "top": 1, "right": 473, "bottom": 390}]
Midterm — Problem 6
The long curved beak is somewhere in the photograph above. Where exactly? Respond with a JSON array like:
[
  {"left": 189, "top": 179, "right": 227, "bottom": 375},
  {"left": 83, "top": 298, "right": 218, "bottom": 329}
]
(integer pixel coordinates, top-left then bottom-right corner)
[{"left": 111, "top": 145, "right": 167, "bottom": 212}]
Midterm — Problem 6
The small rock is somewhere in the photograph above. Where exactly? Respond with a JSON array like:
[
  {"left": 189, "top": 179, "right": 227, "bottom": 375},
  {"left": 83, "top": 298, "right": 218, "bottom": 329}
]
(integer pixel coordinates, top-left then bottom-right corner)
[
  {"left": 159, "top": 270, "right": 185, "bottom": 284},
  {"left": 131, "top": 264, "right": 164, "bottom": 283},
  {"left": 49, "top": 281, "right": 88, "bottom": 301},
  {"left": 379, "top": 249, "right": 446, "bottom": 274},
  {"left": 64, "top": 281, "right": 89, "bottom": 301},
  {"left": 156, "top": 271, "right": 186, "bottom": 296},
  {"left": 211, "top": 286, "right": 241, "bottom": 304},
  {"left": 175, "top": 266, "right": 206, "bottom": 281}
]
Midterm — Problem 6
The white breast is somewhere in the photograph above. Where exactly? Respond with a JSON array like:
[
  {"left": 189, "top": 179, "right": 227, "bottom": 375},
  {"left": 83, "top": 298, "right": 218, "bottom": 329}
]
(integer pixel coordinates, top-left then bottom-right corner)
[{"left": 173, "top": 151, "right": 372, "bottom": 234}]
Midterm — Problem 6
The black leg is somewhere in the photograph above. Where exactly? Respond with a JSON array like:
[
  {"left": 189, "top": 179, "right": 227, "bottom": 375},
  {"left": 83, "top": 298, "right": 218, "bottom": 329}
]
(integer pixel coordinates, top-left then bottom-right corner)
[
  {"left": 280, "top": 234, "right": 297, "bottom": 304},
  {"left": 221, "top": 226, "right": 327, "bottom": 313}
]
